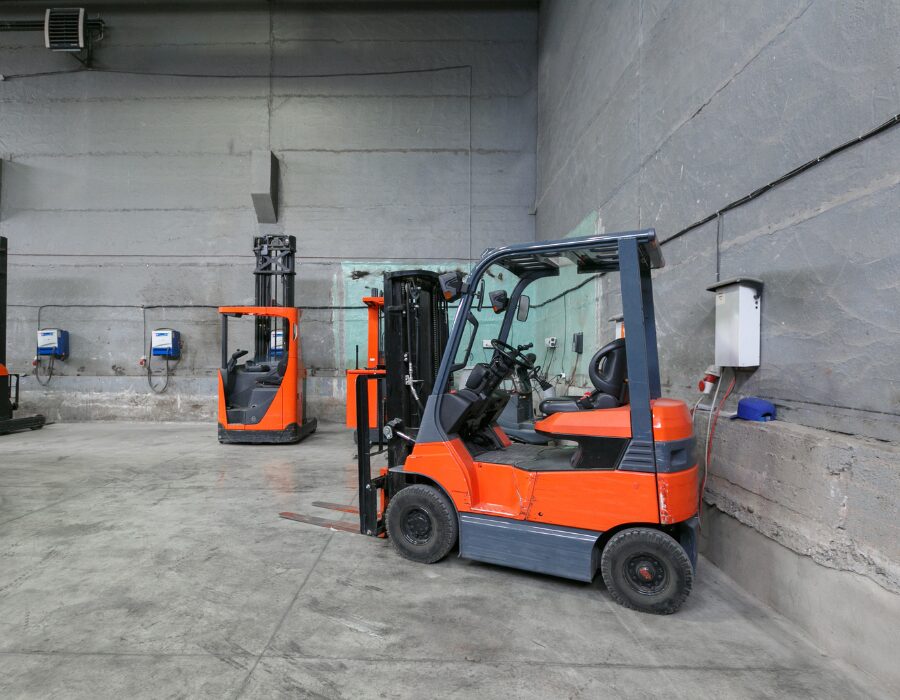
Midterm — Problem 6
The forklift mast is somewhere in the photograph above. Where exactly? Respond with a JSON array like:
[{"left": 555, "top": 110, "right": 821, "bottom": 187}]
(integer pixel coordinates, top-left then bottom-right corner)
[
  {"left": 252, "top": 234, "right": 295, "bottom": 360},
  {"left": 381, "top": 270, "right": 449, "bottom": 466}
]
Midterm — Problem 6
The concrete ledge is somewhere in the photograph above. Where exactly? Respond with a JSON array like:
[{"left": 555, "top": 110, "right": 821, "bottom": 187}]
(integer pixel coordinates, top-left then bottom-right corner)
[
  {"left": 701, "top": 503, "right": 900, "bottom": 688},
  {"left": 701, "top": 417, "right": 900, "bottom": 594}
]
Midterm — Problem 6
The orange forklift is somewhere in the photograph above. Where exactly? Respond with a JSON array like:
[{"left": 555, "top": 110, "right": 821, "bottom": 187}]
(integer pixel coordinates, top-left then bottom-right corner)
[
  {"left": 286, "top": 229, "right": 699, "bottom": 613},
  {"left": 218, "top": 235, "right": 316, "bottom": 444}
]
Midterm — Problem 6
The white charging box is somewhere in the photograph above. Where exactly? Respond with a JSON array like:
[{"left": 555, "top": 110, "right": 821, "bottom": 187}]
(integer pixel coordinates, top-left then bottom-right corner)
[{"left": 706, "top": 278, "right": 763, "bottom": 367}]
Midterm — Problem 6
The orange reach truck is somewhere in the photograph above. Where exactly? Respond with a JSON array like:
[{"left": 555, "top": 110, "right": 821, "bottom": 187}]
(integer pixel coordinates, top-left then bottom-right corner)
[{"left": 218, "top": 235, "right": 316, "bottom": 444}]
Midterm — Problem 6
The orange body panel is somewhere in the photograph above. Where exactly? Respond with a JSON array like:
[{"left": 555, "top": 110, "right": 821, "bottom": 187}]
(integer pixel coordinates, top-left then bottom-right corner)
[
  {"left": 345, "top": 369, "right": 382, "bottom": 429},
  {"left": 527, "top": 470, "right": 660, "bottom": 531},
  {"left": 218, "top": 306, "right": 308, "bottom": 432},
  {"left": 407, "top": 438, "right": 663, "bottom": 529},
  {"left": 534, "top": 398, "right": 693, "bottom": 442},
  {"left": 362, "top": 296, "right": 384, "bottom": 368},
  {"left": 469, "top": 462, "right": 536, "bottom": 518},
  {"left": 535, "top": 405, "right": 632, "bottom": 438},
  {"left": 650, "top": 398, "right": 693, "bottom": 442},
  {"left": 492, "top": 425, "right": 513, "bottom": 447},
  {"left": 404, "top": 397, "right": 698, "bottom": 533},
  {"left": 657, "top": 465, "right": 700, "bottom": 525},
  {"left": 405, "top": 439, "right": 476, "bottom": 509},
  {"left": 0, "top": 363, "right": 8, "bottom": 377},
  {"left": 345, "top": 297, "right": 384, "bottom": 430}
]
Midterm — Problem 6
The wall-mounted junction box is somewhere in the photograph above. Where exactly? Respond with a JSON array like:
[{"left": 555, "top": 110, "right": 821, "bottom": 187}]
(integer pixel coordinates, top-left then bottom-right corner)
[
  {"left": 151, "top": 328, "right": 181, "bottom": 359},
  {"left": 545, "top": 337, "right": 557, "bottom": 348},
  {"left": 36, "top": 328, "right": 69, "bottom": 360},
  {"left": 482, "top": 339, "right": 493, "bottom": 349},
  {"left": 572, "top": 332, "right": 583, "bottom": 354},
  {"left": 609, "top": 314, "right": 625, "bottom": 339},
  {"left": 706, "top": 278, "right": 763, "bottom": 367}
]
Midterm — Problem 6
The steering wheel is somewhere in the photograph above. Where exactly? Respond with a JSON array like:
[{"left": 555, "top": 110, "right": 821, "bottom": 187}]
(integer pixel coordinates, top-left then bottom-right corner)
[{"left": 490, "top": 339, "right": 535, "bottom": 370}]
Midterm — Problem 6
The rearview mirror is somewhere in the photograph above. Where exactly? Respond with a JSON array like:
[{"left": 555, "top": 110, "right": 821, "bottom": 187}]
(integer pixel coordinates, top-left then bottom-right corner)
[
  {"left": 517, "top": 295, "right": 530, "bottom": 322},
  {"left": 489, "top": 289, "right": 509, "bottom": 314},
  {"left": 476, "top": 280, "right": 486, "bottom": 312},
  {"left": 438, "top": 271, "right": 464, "bottom": 302}
]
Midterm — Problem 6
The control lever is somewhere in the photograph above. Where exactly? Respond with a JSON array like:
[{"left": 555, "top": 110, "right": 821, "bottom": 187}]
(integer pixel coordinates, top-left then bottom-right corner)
[
  {"left": 227, "top": 348, "right": 248, "bottom": 373},
  {"left": 535, "top": 375, "right": 552, "bottom": 391},
  {"left": 383, "top": 418, "right": 415, "bottom": 444}
]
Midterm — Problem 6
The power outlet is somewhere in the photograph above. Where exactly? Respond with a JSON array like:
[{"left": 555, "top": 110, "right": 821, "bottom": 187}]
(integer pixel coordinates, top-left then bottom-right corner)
[
  {"left": 482, "top": 339, "right": 493, "bottom": 349},
  {"left": 545, "top": 337, "right": 557, "bottom": 348}
]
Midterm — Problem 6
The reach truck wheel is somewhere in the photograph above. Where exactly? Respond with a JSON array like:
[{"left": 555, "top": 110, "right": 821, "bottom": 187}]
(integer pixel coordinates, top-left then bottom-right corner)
[
  {"left": 600, "top": 527, "right": 693, "bottom": 615},
  {"left": 385, "top": 484, "right": 458, "bottom": 564}
]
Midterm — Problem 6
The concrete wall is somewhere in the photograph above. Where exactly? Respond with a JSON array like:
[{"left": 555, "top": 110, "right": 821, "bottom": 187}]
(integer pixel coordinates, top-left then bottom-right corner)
[
  {"left": 0, "top": 1, "right": 538, "bottom": 422},
  {"left": 537, "top": 0, "right": 899, "bottom": 686}
]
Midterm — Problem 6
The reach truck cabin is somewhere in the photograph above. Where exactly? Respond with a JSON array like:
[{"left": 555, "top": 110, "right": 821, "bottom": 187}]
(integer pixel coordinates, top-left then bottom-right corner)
[
  {"left": 218, "top": 234, "right": 316, "bottom": 444},
  {"left": 299, "top": 229, "right": 700, "bottom": 614}
]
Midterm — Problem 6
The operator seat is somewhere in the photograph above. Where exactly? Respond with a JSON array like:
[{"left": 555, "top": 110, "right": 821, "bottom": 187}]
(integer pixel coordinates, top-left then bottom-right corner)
[{"left": 539, "top": 338, "right": 627, "bottom": 415}]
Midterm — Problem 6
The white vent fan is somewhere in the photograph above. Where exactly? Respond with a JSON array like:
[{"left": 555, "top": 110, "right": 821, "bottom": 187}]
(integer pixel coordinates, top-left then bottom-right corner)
[{"left": 44, "top": 8, "right": 85, "bottom": 52}]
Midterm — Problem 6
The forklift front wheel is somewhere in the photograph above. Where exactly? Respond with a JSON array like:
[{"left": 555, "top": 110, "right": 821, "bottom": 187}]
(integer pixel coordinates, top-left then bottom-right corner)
[
  {"left": 600, "top": 527, "right": 693, "bottom": 614},
  {"left": 386, "top": 484, "right": 458, "bottom": 564}
]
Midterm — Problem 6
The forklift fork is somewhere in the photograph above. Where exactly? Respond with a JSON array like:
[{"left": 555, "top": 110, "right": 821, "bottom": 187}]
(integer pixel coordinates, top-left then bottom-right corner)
[{"left": 279, "top": 373, "right": 388, "bottom": 535}]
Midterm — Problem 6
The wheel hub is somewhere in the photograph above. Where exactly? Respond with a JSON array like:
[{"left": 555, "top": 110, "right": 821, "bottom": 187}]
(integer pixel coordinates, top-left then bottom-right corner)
[
  {"left": 624, "top": 554, "right": 667, "bottom": 595},
  {"left": 402, "top": 507, "right": 433, "bottom": 545}
]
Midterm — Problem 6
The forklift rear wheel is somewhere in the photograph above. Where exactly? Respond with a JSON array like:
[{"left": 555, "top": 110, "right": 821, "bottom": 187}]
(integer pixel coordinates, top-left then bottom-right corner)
[
  {"left": 600, "top": 527, "right": 693, "bottom": 614},
  {"left": 386, "top": 484, "right": 458, "bottom": 564}
]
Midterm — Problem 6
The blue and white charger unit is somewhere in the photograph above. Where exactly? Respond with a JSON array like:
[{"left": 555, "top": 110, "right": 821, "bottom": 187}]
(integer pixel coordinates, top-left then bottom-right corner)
[
  {"left": 270, "top": 329, "right": 285, "bottom": 358},
  {"left": 151, "top": 328, "right": 181, "bottom": 359},
  {"left": 36, "top": 328, "right": 69, "bottom": 360}
]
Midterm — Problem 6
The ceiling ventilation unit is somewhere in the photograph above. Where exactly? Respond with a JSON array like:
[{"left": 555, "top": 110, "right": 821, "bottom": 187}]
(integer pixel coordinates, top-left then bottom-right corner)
[{"left": 44, "top": 7, "right": 85, "bottom": 52}]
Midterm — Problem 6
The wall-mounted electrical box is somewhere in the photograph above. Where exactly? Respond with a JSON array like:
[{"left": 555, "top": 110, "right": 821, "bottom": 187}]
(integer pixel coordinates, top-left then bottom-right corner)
[
  {"left": 609, "top": 314, "right": 625, "bottom": 339},
  {"left": 36, "top": 328, "right": 69, "bottom": 360},
  {"left": 270, "top": 329, "right": 285, "bottom": 357},
  {"left": 151, "top": 328, "right": 181, "bottom": 359},
  {"left": 572, "top": 332, "right": 583, "bottom": 354},
  {"left": 706, "top": 278, "right": 763, "bottom": 367}
]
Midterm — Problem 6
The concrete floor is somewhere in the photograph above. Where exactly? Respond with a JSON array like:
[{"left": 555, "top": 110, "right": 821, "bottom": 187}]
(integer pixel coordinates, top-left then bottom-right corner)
[{"left": 0, "top": 422, "right": 883, "bottom": 699}]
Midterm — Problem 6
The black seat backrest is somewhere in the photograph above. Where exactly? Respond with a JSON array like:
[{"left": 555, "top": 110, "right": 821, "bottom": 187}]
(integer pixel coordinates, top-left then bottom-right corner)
[{"left": 587, "top": 338, "right": 628, "bottom": 404}]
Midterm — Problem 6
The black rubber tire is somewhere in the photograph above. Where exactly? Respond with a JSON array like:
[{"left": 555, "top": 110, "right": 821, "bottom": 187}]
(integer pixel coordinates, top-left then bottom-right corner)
[
  {"left": 385, "top": 484, "right": 458, "bottom": 564},
  {"left": 600, "top": 527, "right": 693, "bottom": 615}
]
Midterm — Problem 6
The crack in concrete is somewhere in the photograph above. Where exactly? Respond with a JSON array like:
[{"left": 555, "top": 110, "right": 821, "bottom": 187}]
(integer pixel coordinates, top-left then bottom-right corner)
[{"left": 231, "top": 532, "right": 335, "bottom": 699}]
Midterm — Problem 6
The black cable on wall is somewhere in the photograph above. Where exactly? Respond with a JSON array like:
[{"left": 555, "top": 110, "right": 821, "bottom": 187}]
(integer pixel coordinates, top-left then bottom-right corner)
[{"left": 530, "top": 108, "right": 900, "bottom": 307}]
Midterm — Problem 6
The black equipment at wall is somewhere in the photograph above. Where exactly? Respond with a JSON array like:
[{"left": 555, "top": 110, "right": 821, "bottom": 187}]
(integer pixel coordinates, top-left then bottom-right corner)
[
  {"left": 0, "top": 237, "right": 46, "bottom": 435},
  {"left": 381, "top": 270, "right": 449, "bottom": 466}
]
